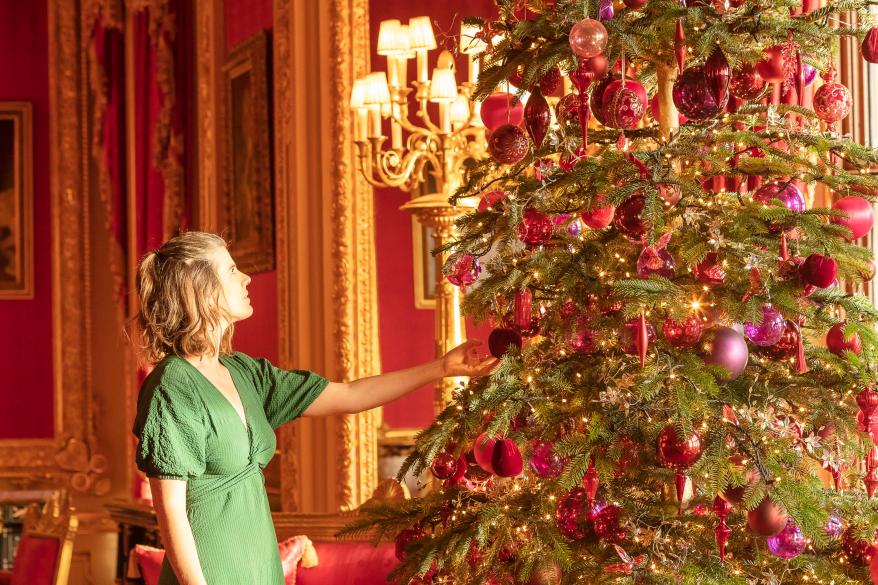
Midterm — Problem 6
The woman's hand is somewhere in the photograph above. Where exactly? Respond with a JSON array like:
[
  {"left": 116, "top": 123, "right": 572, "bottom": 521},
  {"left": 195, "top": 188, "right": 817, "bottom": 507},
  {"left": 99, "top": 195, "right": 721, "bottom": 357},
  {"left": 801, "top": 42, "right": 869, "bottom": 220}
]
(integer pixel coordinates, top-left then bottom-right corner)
[{"left": 441, "top": 340, "right": 499, "bottom": 378}]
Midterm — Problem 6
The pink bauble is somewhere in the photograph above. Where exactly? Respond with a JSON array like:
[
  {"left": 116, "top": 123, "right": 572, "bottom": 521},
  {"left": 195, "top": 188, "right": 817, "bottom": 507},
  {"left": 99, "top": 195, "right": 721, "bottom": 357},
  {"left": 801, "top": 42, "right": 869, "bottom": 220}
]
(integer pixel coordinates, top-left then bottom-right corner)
[
  {"left": 704, "top": 327, "right": 749, "bottom": 379},
  {"left": 813, "top": 77, "right": 852, "bottom": 123},
  {"left": 555, "top": 488, "right": 592, "bottom": 539},
  {"left": 832, "top": 196, "right": 874, "bottom": 240},
  {"left": 481, "top": 93, "right": 524, "bottom": 131},
  {"left": 826, "top": 323, "right": 862, "bottom": 357},
  {"left": 756, "top": 45, "right": 788, "bottom": 83},
  {"left": 473, "top": 432, "right": 497, "bottom": 474},
  {"left": 864, "top": 28, "right": 878, "bottom": 64},
  {"left": 530, "top": 440, "right": 567, "bottom": 478},
  {"left": 730, "top": 63, "right": 766, "bottom": 100},
  {"left": 581, "top": 195, "right": 615, "bottom": 229},
  {"left": 673, "top": 66, "right": 728, "bottom": 120},
  {"left": 754, "top": 181, "right": 805, "bottom": 212},
  {"left": 492, "top": 438, "right": 523, "bottom": 477},
  {"left": 760, "top": 320, "right": 799, "bottom": 360},
  {"left": 658, "top": 184, "right": 682, "bottom": 207},
  {"left": 603, "top": 86, "right": 645, "bottom": 129},
  {"left": 518, "top": 209, "right": 554, "bottom": 246},
  {"left": 489, "top": 124, "right": 529, "bottom": 164},
  {"left": 597, "top": 79, "right": 647, "bottom": 120},
  {"left": 768, "top": 522, "right": 807, "bottom": 559},
  {"left": 569, "top": 19, "right": 608, "bottom": 58},
  {"left": 745, "top": 304, "right": 786, "bottom": 347},
  {"left": 443, "top": 252, "right": 481, "bottom": 286},
  {"left": 613, "top": 195, "right": 647, "bottom": 241},
  {"left": 663, "top": 315, "right": 703, "bottom": 348}
]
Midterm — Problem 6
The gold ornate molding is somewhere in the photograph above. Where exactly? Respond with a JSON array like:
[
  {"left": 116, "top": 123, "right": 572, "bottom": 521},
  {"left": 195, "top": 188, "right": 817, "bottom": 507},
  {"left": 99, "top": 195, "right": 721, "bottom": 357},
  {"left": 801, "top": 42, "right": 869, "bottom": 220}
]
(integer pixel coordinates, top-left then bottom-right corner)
[{"left": 194, "top": 0, "right": 221, "bottom": 232}]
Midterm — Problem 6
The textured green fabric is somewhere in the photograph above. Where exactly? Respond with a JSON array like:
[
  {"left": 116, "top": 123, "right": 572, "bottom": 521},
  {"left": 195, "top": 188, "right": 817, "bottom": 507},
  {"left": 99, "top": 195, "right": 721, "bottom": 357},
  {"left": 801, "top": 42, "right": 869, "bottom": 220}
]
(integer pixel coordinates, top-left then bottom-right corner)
[{"left": 133, "top": 352, "right": 329, "bottom": 585}]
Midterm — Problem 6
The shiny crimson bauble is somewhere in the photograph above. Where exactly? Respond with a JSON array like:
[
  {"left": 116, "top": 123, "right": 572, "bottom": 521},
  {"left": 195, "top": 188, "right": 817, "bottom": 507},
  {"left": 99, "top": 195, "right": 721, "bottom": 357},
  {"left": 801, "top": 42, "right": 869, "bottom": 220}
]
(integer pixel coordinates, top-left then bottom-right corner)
[
  {"left": 703, "top": 327, "right": 749, "bottom": 379},
  {"left": 637, "top": 247, "right": 675, "bottom": 279},
  {"left": 759, "top": 320, "right": 799, "bottom": 360},
  {"left": 832, "top": 196, "right": 875, "bottom": 240},
  {"left": 473, "top": 432, "right": 497, "bottom": 474},
  {"left": 863, "top": 28, "right": 878, "bottom": 64},
  {"left": 518, "top": 209, "right": 554, "bottom": 246},
  {"left": 813, "top": 74, "right": 852, "bottom": 123},
  {"left": 530, "top": 440, "right": 568, "bottom": 478},
  {"left": 478, "top": 190, "right": 506, "bottom": 212},
  {"left": 480, "top": 93, "right": 524, "bottom": 131},
  {"left": 704, "top": 47, "right": 731, "bottom": 105},
  {"left": 430, "top": 451, "right": 460, "bottom": 480},
  {"left": 569, "top": 18, "right": 608, "bottom": 58},
  {"left": 621, "top": 318, "right": 656, "bottom": 355},
  {"left": 756, "top": 45, "right": 788, "bottom": 83},
  {"left": 555, "top": 487, "right": 592, "bottom": 540},
  {"left": 443, "top": 252, "right": 481, "bottom": 286},
  {"left": 592, "top": 503, "right": 626, "bottom": 543},
  {"left": 656, "top": 425, "right": 702, "bottom": 470},
  {"left": 746, "top": 497, "right": 788, "bottom": 536},
  {"left": 745, "top": 304, "right": 786, "bottom": 347},
  {"left": 489, "top": 124, "right": 529, "bottom": 164},
  {"left": 662, "top": 315, "right": 704, "bottom": 348},
  {"left": 800, "top": 253, "right": 837, "bottom": 288},
  {"left": 841, "top": 527, "right": 876, "bottom": 566},
  {"left": 729, "top": 63, "right": 766, "bottom": 100},
  {"left": 613, "top": 195, "right": 647, "bottom": 241},
  {"left": 692, "top": 252, "right": 727, "bottom": 285},
  {"left": 673, "top": 66, "right": 728, "bottom": 120},
  {"left": 556, "top": 93, "right": 583, "bottom": 129},
  {"left": 826, "top": 323, "right": 862, "bottom": 357},
  {"left": 492, "top": 438, "right": 523, "bottom": 477},
  {"left": 395, "top": 527, "right": 425, "bottom": 561},
  {"left": 581, "top": 195, "right": 615, "bottom": 229},
  {"left": 524, "top": 89, "right": 551, "bottom": 148},
  {"left": 488, "top": 328, "right": 523, "bottom": 359}
]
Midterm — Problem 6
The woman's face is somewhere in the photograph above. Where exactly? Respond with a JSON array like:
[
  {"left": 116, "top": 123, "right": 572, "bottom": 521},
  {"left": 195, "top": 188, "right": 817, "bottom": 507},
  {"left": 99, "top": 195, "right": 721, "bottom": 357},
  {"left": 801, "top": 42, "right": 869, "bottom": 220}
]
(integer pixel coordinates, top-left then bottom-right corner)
[{"left": 209, "top": 247, "right": 253, "bottom": 322}]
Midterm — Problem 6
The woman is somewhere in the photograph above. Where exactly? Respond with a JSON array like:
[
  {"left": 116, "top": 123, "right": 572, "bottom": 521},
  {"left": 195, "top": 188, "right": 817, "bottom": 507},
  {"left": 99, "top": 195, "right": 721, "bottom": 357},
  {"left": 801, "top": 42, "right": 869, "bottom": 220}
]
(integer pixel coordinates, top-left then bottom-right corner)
[{"left": 133, "top": 232, "right": 497, "bottom": 585}]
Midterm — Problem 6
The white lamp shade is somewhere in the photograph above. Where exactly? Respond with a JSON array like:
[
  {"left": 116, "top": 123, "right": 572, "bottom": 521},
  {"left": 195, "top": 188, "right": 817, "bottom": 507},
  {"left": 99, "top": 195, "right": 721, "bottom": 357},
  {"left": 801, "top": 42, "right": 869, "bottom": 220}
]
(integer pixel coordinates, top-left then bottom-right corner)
[
  {"left": 460, "top": 22, "right": 486, "bottom": 55},
  {"left": 429, "top": 68, "right": 458, "bottom": 102},
  {"left": 377, "top": 19, "right": 408, "bottom": 55},
  {"left": 363, "top": 72, "right": 391, "bottom": 105},
  {"left": 398, "top": 25, "right": 415, "bottom": 58},
  {"left": 450, "top": 94, "right": 471, "bottom": 124},
  {"left": 349, "top": 77, "right": 368, "bottom": 109},
  {"left": 408, "top": 16, "right": 437, "bottom": 51},
  {"left": 436, "top": 50, "right": 456, "bottom": 71}
]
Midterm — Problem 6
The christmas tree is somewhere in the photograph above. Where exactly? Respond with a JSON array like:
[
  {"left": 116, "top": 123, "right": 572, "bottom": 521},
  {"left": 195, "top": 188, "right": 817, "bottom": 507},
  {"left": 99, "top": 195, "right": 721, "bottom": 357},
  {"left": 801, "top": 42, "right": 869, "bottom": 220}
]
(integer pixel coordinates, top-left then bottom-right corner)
[{"left": 345, "top": 1, "right": 878, "bottom": 583}]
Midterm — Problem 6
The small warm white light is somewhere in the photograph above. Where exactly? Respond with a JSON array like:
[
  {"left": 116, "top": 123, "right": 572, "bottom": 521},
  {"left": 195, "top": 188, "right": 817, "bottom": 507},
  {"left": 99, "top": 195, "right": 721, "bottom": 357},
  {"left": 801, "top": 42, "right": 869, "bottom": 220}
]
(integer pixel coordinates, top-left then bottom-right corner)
[
  {"left": 430, "top": 68, "right": 458, "bottom": 102},
  {"left": 363, "top": 72, "right": 391, "bottom": 105},
  {"left": 460, "top": 22, "right": 486, "bottom": 54},
  {"left": 377, "top": 19, "right": 408, "bottom": 55},
  {"left": 408, "top": 16, "right": 437, "bottom": 50}
]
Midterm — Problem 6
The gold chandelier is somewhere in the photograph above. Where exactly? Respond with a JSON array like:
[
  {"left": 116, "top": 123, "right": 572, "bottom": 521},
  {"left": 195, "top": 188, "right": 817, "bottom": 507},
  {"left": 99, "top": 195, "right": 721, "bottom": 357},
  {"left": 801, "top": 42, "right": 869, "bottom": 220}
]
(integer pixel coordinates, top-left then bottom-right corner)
[{"left": 350, "top": 18, "right": 489, "bottom": 413}]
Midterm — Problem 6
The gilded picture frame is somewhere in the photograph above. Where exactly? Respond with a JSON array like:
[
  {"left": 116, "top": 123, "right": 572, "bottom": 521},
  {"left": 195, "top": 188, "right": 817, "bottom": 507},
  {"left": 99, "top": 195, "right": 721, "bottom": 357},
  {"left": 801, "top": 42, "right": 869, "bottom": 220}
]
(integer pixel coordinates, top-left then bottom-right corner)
[
  {"left": 222, "top": 30, "right": 274, "bottom": 273},
  {"left": 412, "top": 220, "right": 437, "bottom": 309},
  {"left": 0, "top": 103, "right": 33, "bottom": 300}
]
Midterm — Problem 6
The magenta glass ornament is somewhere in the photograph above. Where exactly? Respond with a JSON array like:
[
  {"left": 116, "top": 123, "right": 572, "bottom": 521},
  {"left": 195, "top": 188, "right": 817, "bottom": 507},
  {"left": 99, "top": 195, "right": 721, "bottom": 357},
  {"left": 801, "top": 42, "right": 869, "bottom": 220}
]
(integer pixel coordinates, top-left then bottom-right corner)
[
  {"left": 524, "top": 89, "right": 550, "bottom": 148},
  {"left": 443, "top": 252, "right": 481, "bottom": 286},
  {"left": 760, "top": 320, "right": 799, "bottom": 360},
  {"left": 518, "top": 209, "right": 554, "bottom": 246},
  {"left": 704, "top": 327, "right": 749, "bottom": 379},
  {"left": 692, "top": 252, "right": 726, "bottom": 285},
  {"left": 673, "top": 66, "right": 728, "bottom": 120},
  {"left": 637, "top": 247, "right": 676, "bottom": 279},
  {"left": 555, "top": 488, "right": 592, "bottom": 540},
  {"left": 480, "top": 93, "right": 524, "bottom": 131},
  {"left": 621, "top": 318, "right": 655, "bottom": 355},
  {"left": 569, "top": 19, "right": 608, "bottom": 59},
  {"left": 530, "top": 440, "right": 567, "bottom": 478},
  {"left": 489, "top": 124, "right": 529, "bottom": 164},
  {"left": 553, "top": 214, "right": 582, "bottom": 237},
  {"left": 824, "top": 514, "right": 843, "bottom": 538},
  {"left": 613, "top": 195, "right": 647, "bottom": 241},
  {"left": 767, "top": 521, "right": 807, "bottom": 559},
  {"left": 803, "top": 61, "right": 817, "bottom": 86},
  {"left": 598, "top": 0, "right": 615, "bottom": 20},
  {"left": 753, "top": 181, "right": 805, "bottom": 212},
  {"left": 745, "top": 304, "right": 786, "bottom": 347}
]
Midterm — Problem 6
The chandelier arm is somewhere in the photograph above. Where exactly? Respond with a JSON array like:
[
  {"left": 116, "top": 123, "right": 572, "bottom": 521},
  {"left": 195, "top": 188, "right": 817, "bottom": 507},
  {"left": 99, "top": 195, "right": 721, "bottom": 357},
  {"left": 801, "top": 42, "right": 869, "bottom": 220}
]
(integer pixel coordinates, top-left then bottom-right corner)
[
  {"left": 416, "top": 99, "right": 444, "bottom": 135},
  {"left": 366, "top": 147, "right": 438, "bottom": 190}
]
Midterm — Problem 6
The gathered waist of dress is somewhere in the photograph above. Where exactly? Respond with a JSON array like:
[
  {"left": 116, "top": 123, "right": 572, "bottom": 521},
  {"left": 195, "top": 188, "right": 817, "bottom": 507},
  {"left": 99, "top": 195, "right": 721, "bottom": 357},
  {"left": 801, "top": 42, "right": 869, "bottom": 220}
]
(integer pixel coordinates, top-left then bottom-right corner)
[{"left": 186, "top": 462, "right": 265, "bottom": 506}]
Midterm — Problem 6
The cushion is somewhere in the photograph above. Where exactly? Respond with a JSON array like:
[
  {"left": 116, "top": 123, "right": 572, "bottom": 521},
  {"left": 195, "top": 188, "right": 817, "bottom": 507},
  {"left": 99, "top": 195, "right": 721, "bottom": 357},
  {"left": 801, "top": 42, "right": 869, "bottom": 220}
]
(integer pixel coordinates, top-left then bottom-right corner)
[
  {"left": 9, "top": 535, "right": 60, "bottom": 585},
  {"left": 131, "top": 545, "right": 164, "bottom": 585},
  {"left": 0, "top": 571, "right": 11, "bottom": 585},
  {"left": 295, "top": 541, "right": 397, "bottom": 585}
]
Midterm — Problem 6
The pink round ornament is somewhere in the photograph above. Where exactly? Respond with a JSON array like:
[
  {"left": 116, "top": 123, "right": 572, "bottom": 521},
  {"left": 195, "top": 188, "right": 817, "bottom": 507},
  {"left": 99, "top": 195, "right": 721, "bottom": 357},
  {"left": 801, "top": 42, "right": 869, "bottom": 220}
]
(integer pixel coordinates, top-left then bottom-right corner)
[
  {"left": 581, "top": 195, "right": 615, "bottom": 229},
  {"left": 473, "top": 432, "right": 497, "bottom": 474},
  {"left": 673, "top": 66, "right": 728, "bottom": 120},
  {"left": 518, "top": 209, "right": 554, "bottom": 246},
  {"left": 747, "top": 498, "right": 788, "bottom": 537},
  {"left": 826, "top": 323, "right": 862, "bottom": 357},
  {"left": 832, "top": 196, "right": 874, "bottom": 240},
  {"left": 753, "top": 181, "right": 805, "bottom": 212},
  {"left": 443, "top": 252, "right": 481, "bottom": 286},
  {"left": 602, "top": 84, "right": 645, "bottom": 129},
  {"left": 704, "top": 326, "right": 749, "bottom": 379},
  {"left": 767, "top": 521, "right": 807, "bottom": 559},
  {"left": 658, "top": 184, "right": 681, "bottom": 207},
  {"left": 813, "top": 69, "right": 851, "bottom": 124},
  {"left": 745, "top": 304, "right": 786, "bottom": 347},
  {"left": 530, "top": 440, "right": 567, "bottom": 478},
  {"left": 481, "top": 93, "right": 524, "bottom": 131},
  {"left": 663, "top": 315, "right": 703, "bottom": 348},
  {"left": 759, "top": 320, "right": 799, "bottom": 360},
  {"left": 569, "top": 19, "right": 608, "bottom": 59},
  {"left": 489, "top": 124, "right": 529, "bottom": 164}
]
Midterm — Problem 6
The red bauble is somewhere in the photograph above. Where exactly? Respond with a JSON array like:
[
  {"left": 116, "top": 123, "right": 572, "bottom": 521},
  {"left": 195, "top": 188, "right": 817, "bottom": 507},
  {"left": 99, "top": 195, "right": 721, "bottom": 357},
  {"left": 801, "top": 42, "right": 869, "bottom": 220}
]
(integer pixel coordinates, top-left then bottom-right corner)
[
  {"left": 525, "top": 563, "right": 562, "bottom": 585},
  {"left": 662, "top": 315, "right": 704, "bottom": 348},
  {"left": 759, "top": 320, "right": 799, "bottom": 360},
  {"left": 673, "top": 66, "right": 728, "bottom": 120},
  {"left": 489, "top": 124, "right": 529, "bottom": 164},
  {"left": 488, "top": 328, "right": 523, "bottom": 359},
  {"left": 569, "top": 55, "right": 609, "bottom": 93},
  {"left": 539, "top": 67, "right": 563, "bottom": 96},
  {"left": 518, "top": 209, "right": 554, "bottom": 246},
  {"left": 481, "top": 93, "right": 524, "bottom": 131},
  {"left": 747, "top": 497, "right": 788, "bottom": 536},
  {"left": 841, "top": 527, "right": 876, "bottom": 566},
  {"left": 813, "top": 69, "right": 852, "bottom": 124},
  {"left": 704, "top": 47, "right": 731, "bottom": 106},
  {"left": 658, "top": 183, "right": 682, "bottom": 207},
  {"left": 395, "top": 527, "right": 425, "bottom": 561},
  {"left": 756, "top": 45, "right": 788, "bottom": 83},
  {"left": 863, "top": 28, "right": 878, "bottom": 64},
  {"left": 478, "top": 190, "right": 507, "bottom": 212},
  {"left": 720, "top": 458, "right": 756, "bottom": 504},
  {"left": 524, "top": 89, "right": 550, "bottom": 148},
  {"left": 581, "top": 195, "right": 615, "bottom": 229},
  {"left": 832, "top": 196, "right": 875, "bottom": 240},
  {"left": 656, "top": 425, "right": 702, "bottom": 469},
  {"left": 556, "top": 93, "right": 582, "bottom": 129},
  {"left": 826, "top": 323, "right": 862, "bottom": 357},
  {"left": 800, "top": 253, "right": 837, "bottom": 288},
  {"left": 602, "top": 82, "right": 646, "bottom": 130},
  {"left": 555, "top": 488, "right": 592, "bottom": 540},
  {"left": 729, "top": 63, "right": 766, "bottom": 100},
  {"left": 473, "top": 432, "right": 497, "bottom": 474},
  {"left": 430, "top": 451, "right": 460, "bottom": 480},
  {"left": 692, "top": 252, "right": 727, "bottom": 285},
  {"left": 592, "top": 503, "right": 626, "bottom": 543},
  {"left": 623, "top": 0, "right": 647, "bottom": 8},
  {"left": 621, "top": 318, "right": 655, "bottom": 355},
  {"left": 613, "top": 195, "right": 647, "bottom": 241},
  {"left": 492, "top": 438, "right": 524, "bottom": 477}
]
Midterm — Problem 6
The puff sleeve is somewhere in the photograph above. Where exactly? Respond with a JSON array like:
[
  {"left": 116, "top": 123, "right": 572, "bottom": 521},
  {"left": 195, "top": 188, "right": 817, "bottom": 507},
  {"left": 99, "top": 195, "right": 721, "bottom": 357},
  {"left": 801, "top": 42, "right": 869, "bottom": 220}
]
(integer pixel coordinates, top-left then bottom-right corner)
[
  {"left": 133, "top": 379, "right": 207, "bottom": 480},
  {"left": 231, "top": 353, "right": 329, "bottom": 429}
]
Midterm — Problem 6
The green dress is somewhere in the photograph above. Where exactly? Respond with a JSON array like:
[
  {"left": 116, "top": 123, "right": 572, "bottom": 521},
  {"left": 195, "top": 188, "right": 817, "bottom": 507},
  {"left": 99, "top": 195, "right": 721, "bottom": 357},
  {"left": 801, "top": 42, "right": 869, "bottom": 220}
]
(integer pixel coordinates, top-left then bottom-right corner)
[{"left": 132, "top": 352, "right": 328, "bottom": 585}]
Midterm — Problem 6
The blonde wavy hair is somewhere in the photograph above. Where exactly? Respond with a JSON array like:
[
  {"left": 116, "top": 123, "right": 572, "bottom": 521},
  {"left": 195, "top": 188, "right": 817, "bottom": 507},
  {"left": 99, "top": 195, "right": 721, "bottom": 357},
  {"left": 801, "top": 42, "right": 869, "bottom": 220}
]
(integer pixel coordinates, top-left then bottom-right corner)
[{"left": 135, "top": 231, "right": 235, "bottom": 364}]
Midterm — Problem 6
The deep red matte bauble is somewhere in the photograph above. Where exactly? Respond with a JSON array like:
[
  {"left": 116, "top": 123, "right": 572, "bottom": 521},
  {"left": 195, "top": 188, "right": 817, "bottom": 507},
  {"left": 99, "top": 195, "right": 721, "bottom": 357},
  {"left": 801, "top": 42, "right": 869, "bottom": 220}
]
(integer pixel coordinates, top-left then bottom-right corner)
[
  {"left": 662, "top": 315, "right": 704, "bottom": 348},
  {"left": 756, "top": 45, "right": 788, "bottom": 83},
  {"left": 729, "top": 63, "right": 766, "bottom": 100},
  {"left": 581, "top": 195, "right": 615, "bottom": 229},
  {"left": 491, "top": 438, "right": 524, "bottom": 477},
  {"left": 673, "top": 66, "right": 728, "bottom": 120},
  {"left": 832, "top": 196, "right": 874, "bottom": 240},
  {"left": 864, "top": 28, "right": 878, "bottom": 64},
  {"left": 656, "top": 425, "right": 702, "bottom": 470},
  {"left": 518, "top": 208, "right": 554, "bottom": 246},
  {"left": 473, "top": 432, "right": 497, "bottom": 474},
  {"left": 826, "top": 323, "right": 862, "bottom": 357},
  {"left": 488, "top": 328, "right": 523, "bottom": 359},
  {"left": 800, "top": 253, "right": 838, "bottom": 288},
  {"left": 481, "top": 93, "right": 524, "bottom": 131},
  {"left": 488, "top": 124, "right": 529, "bottom": 164},
  {"left": 430, "top": 451, "right": 460, "bottom": 480},
  {"left": 692, "top": 252, "right": 727, "bottom": 285},
  {"left": 555, "top": 488, "right": 592, "bottom": 540},
  {"left": 395, "top": 527, "right": 425, "bottom": 561},
  {"left": 841, "top": 527, "right": 876, "bottom": 566},
  {"left": 613, "top": 195, "right": 647, "bottom": 241},
  {"left": 524, "top": 89, "right": 551, "bottom": 148},
  {"left": 746, "top": 497, "right": 788, "bottom": 536}
]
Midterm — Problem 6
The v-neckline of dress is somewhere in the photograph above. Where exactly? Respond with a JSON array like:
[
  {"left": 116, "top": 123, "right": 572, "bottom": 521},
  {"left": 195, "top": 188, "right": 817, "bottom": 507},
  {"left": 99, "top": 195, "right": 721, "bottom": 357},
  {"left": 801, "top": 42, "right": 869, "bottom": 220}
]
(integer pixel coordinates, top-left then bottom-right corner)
[{"left": 179, "top": 356, "right": 250, "bottom": 434}]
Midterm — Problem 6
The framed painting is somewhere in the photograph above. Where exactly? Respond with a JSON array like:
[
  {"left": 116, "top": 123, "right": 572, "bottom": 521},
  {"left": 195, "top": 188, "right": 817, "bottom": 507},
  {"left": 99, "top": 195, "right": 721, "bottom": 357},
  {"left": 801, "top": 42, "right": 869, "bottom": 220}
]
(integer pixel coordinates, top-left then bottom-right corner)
[
  {"left": 412, "top": 220, "right": 437, "bottom": 309},
  {"left": 222, "top": 30, "right": 274, "bottom": 273},
  {"left": 0, "top": 103, "right": 33, "bottom": 300}
]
